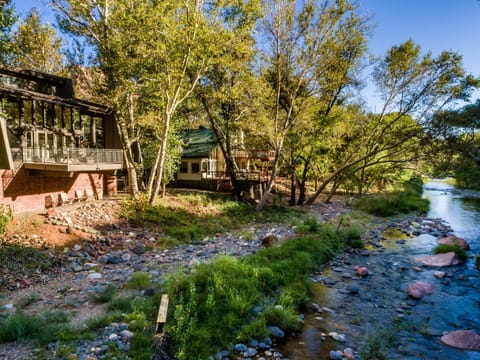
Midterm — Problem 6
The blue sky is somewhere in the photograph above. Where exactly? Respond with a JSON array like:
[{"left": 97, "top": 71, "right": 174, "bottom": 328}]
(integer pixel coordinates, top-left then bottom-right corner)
[
  {"left": 12, "top": 0, "right": 480, "bottom": 110},
  {"left": 360, "top": 0, "right": 480, "bottom": 111}
]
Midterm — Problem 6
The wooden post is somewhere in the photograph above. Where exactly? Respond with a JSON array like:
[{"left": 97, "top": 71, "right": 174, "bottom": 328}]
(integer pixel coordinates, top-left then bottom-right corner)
[{"left": 155, "top": 294, "right": 169, "bottom": 334}]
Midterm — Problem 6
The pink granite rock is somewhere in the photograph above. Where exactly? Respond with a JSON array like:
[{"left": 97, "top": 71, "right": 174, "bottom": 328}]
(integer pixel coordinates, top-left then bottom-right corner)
[
  {"left": 437, "top": 236, "right": 470, "bottom": 250},
  {"left": 407, "top": 281, "right": 435, "bottom": 299},
  {"left": 354, "top": 266, "right": 369, "bottom": 277},
  {"left": 441, "top": 330, "right": 480, "bottom": 351},
  {"left": 414, "top": 252, "right": 460, "bottom": 267}
]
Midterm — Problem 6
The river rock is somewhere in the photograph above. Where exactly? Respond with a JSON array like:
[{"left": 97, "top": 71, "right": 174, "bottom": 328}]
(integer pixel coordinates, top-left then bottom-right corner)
[
  {"left": 414, "top": 252, "right": 460, "bottom": 267},
  {"left": 407, "top": 281, "right": 435, "bottom": 299},
  {"left": 437, "top": 236, "right": 470, "bottom": 250},
  {"left": 354, "top": 266, "right": 369, "bottom": 276},
  {"left": 440, "top": 330, "right": 480, "bottom": 351}
]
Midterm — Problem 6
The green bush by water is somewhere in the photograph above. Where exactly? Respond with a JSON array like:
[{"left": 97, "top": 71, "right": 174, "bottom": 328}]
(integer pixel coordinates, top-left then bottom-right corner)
[
  {"left": 433, "top": 244, "right": 467, "bottom": 262},
  {"left": 354, "top": 176, "right": 429, "bottom": 217},
  {"left": 165, "top": 224, "right": 353, "bottom": 360}
]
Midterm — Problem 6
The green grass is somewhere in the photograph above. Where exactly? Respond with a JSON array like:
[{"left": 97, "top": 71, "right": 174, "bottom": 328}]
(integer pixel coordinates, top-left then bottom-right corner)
[
  {"left": 120, "top": 192, "right": 301, "bottom": 243},
  {"left": 89, "top": 284, "right": 117, "bottom": 304},
  {"left": 0, "top": 311, "right": 69, "bottom": 344},
  {"left": 354, "top": 176, "right": 429, "bottom": 217},
  {"left": 433, "top": 244, "right": 467, "bottom": 262},
  {"left": 0, "top": 244, "right": 59, "bottom": 274},
  {"left": 164, "top": 223, "right": 353, "bottom": 360}
]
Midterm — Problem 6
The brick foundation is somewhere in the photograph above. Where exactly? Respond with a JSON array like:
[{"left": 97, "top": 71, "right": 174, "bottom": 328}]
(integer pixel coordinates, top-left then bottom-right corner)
[{"left": 0, "top": 169, "right": 117, "bottom": 213}]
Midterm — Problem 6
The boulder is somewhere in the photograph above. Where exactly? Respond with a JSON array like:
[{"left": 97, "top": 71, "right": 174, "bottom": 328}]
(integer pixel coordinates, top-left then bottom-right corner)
[
  {"left": 437, "top": 236, "right": 470, "bottom": 250},
  {"left": 354, "top": 266, "right": 369, "bottom": 277},
  {"left": 414, "top": 252, "right": 460, "bottom": 267},
  {"left": 441, "top": 330, "right": 480, "bottom": 351},
  {"left": 407, "top": 281, "right": 435, "bottom": 299}
]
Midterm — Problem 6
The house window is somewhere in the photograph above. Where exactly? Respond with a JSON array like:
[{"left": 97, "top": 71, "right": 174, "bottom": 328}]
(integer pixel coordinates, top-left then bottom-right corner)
[
  {"left": 191, "top": 161, "right": 200, "bottom": 173},
  {"left": 179, "top": 161, "right": 188, "bottom": 173}
]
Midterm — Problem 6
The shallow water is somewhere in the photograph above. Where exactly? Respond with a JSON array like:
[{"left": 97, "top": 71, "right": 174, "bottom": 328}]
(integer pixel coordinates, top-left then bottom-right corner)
[{"left": 278, "top": 180, "right": 480, "bottom": 359}]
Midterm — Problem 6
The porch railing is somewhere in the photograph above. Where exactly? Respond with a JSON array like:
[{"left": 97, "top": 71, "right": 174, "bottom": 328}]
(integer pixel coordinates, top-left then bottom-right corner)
[{"left": 13, "top": 147, "right": 124, "bottom": 165}]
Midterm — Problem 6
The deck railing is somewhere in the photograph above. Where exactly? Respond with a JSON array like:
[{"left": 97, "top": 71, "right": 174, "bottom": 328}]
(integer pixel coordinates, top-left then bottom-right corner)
[{"left": 14, "top": 147, "right": 124, "bottom": 165}]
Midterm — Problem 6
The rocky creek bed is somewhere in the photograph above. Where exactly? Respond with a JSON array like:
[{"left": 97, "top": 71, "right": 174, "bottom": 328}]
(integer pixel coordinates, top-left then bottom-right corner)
[
  {"left": 277, "top": 214, "right": 480, "bottom": 359},
  {"left": 0, "top": 197, "right": 479, "bottom": 360}
]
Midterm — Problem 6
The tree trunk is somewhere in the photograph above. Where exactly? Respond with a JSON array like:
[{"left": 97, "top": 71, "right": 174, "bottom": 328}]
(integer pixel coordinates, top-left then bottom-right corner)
[
  {"left": 256, "top": 145, "right": 281, "bottom": 211},
  {"left": 289, "top": 167, "right": 296, "bottom": 206},
  {"left": 116, "top": 117, "right": 139, "bottom": 198},
  {"left": 150, "top": 113, "right": 171, "bottom": 204}
]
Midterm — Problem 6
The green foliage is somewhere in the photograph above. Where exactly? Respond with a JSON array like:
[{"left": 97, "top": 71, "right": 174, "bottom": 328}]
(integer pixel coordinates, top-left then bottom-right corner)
[
  {"left": 16, "top": 293, "right": 41, "bottom": 309},
  {"left": 125, "top": 272, "right": 152, "bottom": 290},
  {"left": 338, "top": 226, "right": 364, "bottom": 249},
  {"left": 10, "top": 9, "right": 65, "bottom": 74},
  {"left": 165, "top": 228, "right": 349, "bottom": 359},
  {"left": 354, "top": 176, "right": 429, "bottom": 217},
  {"left": 433, "top": 244, "right": 467, "bottom": 262},
  {"left": 0, "top": 311, "right": 68, "bottom": 344},
  {"left": 121, "top": 192, "right": 300, "bottom": 243},
  {"left": 0, "top": 206, "right": 12, "bottom": 234},
  {"left": 359, "top": 336, "right": 388, "bottom": 360},
  {"left": 262, "top": 305, "right": 304, "bottom": 331},
  {"left": 296, "top": 214, "right": 320, "bottom": 234},
  {"left": 89, "top": 284, "right": 117, "bottom": 304},
  {"left": 0, "top": 243, "right": 58, "bottom": 274}
]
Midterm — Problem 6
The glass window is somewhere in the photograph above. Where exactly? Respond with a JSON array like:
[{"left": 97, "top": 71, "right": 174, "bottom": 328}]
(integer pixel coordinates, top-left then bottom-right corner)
[
  {"left": 179, "top": 161, "right": 188, "bottom": 173},
  {"left": 191, "top": 162, "right": 200, "bottom": 173}
]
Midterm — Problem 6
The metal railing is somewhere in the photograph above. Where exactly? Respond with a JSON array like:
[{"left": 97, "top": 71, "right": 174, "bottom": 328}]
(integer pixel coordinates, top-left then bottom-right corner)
[{"left": 15, "top": 147, "right": 123, "bottom": 165}]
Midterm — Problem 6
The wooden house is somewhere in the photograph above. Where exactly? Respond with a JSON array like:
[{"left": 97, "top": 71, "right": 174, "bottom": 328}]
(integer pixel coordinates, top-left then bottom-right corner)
[
  {"left": 174, "top": 128, "right": 274, "bottom": 192},
  {"left": 0, "top": 68, "right": 124, "bottom": 213}
]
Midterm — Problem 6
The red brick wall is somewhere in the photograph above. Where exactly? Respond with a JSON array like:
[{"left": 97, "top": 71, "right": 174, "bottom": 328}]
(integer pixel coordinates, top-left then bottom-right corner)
[{"left": 0, "top": 169, "right": 116, "bottom": 213}]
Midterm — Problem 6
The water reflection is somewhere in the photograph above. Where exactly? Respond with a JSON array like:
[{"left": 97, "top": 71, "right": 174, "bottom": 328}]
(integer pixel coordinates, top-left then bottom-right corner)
[{"left": 278, "top": 180, "right": 480, "bottom": 359}]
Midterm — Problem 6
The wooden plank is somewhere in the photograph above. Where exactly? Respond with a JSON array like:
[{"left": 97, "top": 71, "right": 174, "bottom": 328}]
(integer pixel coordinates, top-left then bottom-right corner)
[{"left": 155, "top": 294, "right": 169, "bottom": 334}]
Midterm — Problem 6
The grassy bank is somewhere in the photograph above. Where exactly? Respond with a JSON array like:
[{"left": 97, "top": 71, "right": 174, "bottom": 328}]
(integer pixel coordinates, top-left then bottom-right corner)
[
  {"left": 120, "top": 192, "right": 301, "bottom": 244},
  {"left": 164, "top": 219, "right": 362, "bottom": 359},
  {"left": 354, "top": 176, "right": 429, "bottom": 217}
]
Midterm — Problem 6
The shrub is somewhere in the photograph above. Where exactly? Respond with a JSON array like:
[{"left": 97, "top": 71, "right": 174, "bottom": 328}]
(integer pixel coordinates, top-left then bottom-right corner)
[
  {"left": 0, "top": 311, "right": 68, "bottom": 344},
  {"left": 433, "top": 244, "right": 467, "bottom": 262},
  {"left": 125, "top": 272, "right": 152, "bottom": 290},
  {"left": 359, "top": 336, "right": 388, "bottom": 360},
  {"left": 90, "top": 284, "right": 117, "bottom": 304},
  {"left": 0, "top": 206, "right": 12, "bottom": 234},
  {"left": 165, "top": 231, "right": 347, "bottom": 360}
]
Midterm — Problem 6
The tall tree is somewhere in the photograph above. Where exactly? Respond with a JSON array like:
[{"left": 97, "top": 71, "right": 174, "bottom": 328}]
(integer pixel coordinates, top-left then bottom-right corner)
[
  {"left": 0, "top": 0, "right": 16, "bottom": 65},
  {"left": 10, "top": 9, "right": 65, "bottom": 74},
  {"left": 52, "top": 0, "right": 260, "bottom": 203},
  {"left": 306, "top": 40, "right": 480, "bottom": 204},
  {"left": 256, "top": 0, "right": 368, "bottom": 210}
]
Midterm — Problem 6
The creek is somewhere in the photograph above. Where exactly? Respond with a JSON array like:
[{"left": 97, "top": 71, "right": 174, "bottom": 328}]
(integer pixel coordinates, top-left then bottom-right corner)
[{"left": 277, "top": 180, "right": 480, "bottom": 360}]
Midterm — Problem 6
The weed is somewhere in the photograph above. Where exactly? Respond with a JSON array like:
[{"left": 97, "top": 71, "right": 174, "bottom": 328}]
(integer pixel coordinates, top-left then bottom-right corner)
[
  {"left": 0, "top": 244, "right": 58, "bottom": 274},
  {"left": 359, "top": 336, "right": 388, "bottom": 360},
  {"left": 0, "top": 311, "right": 68, "bottom": 344},
  {"left": 0, "top": 206, "right": 12, "bottom": 234},
  {"left": 120, "top": 192, "right": 301, "bottom": 243},
  {"left": 433, "top": 244, "right": 467, "bottom": 262},
  {"left": 16, "top": 293, "right": 41, "bottom": 309},
  {"left": 90, "top": 284, "right": 117, "bottom": 304},
  {"left": 125, "top": 272, "right": 152, "bottom": 290},
  {"left": 354, "top": 176, "right": 429, "bottom": 217},
  {"left": 165, "top": 231, "right": 348, "bottom": 359}
]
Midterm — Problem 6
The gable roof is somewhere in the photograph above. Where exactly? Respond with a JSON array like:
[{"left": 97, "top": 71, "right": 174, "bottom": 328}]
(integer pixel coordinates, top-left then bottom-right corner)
[{"left": 180, "top": 128, "right": 218, "bottom": 158}]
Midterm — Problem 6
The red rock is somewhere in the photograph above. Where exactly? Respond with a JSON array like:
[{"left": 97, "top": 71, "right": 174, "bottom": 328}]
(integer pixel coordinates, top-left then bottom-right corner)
[
  {"left": 407, "top": 281, "right": 435, "bottom": 299},
  {"left": 441, "top": 330, "right": 480, "bottom": 351},
  {"left": 354, "top": 266, "right": 369, "bottom": 277},
  {"left": 412, "top": 266, "right": 422, "bottom": 272},
  {"left": 437, "top": 236, "right": 470, "bottom": 250},
  {"left": 414, "top": 252, "right": 460, "bottom": 267}
]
